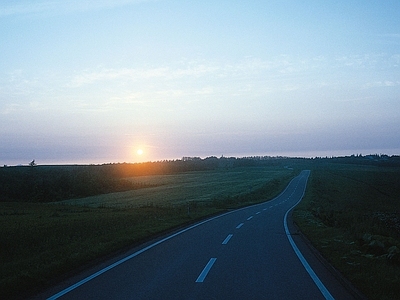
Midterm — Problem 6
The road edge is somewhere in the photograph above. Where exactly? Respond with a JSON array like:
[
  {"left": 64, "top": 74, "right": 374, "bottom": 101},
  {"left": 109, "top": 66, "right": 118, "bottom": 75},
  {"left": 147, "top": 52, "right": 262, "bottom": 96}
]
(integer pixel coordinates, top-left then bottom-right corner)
[{"left": 287, "top": 211, "right": 367, "bottom": 300}]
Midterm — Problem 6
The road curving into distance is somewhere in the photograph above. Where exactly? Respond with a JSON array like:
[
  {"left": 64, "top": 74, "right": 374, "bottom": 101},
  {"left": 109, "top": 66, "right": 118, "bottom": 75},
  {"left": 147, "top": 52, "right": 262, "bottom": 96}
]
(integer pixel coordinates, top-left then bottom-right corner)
[{"left": 36, "top": 170, "right": 357, "bottom": 299}]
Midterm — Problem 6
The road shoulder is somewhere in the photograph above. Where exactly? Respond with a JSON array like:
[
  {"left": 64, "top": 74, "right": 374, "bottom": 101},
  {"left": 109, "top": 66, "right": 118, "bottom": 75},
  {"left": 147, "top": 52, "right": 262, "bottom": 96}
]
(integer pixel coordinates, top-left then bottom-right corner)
[{"left": 287, "top": 211, "right": 366, "bottom": 300}]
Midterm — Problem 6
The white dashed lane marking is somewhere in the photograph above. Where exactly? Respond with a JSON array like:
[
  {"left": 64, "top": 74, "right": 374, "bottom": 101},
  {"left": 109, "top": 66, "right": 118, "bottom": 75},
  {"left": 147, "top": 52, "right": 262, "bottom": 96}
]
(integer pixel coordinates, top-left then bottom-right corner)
[
  {"left": 196, "top": 258, "right": 217, "bottom": 283},
  {"left": 236, "top": 223, "right": 244, "bottom": 229},
  {"left": 222, "top": 234, "right": 233, "bottom": 245}
]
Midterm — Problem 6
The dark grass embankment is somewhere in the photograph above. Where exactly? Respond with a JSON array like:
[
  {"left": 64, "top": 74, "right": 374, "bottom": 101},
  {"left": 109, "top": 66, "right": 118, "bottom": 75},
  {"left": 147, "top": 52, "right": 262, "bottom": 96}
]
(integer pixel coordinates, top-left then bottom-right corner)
[
  {"left": 293, "top": 162, "right": 400, "bottom": 300},
  {"left": 0, "top": 169, "right": 294, "bottom": 299},
  {"left": 0, "top": 202, "right": 219, "bottom": 299}
]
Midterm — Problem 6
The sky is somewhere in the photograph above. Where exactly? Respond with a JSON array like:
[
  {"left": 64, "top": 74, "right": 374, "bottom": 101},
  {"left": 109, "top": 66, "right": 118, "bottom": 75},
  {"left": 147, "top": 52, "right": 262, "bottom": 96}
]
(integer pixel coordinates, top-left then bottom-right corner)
[{"left": 1, "top": 0, "right": 400, "bottom": 165}]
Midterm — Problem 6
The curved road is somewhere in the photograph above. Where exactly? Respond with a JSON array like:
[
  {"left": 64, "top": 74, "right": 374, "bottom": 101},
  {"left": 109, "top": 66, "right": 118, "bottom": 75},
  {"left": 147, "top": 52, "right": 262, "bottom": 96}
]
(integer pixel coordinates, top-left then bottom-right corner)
[{"left": 36, "top": 170, "right": 357, "bottom": 299}]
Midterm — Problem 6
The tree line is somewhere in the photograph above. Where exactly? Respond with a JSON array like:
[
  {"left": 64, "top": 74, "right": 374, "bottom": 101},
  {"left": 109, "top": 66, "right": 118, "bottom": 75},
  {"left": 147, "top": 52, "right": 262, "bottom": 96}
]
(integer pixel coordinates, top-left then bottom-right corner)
[
  {"left": 0, "top": 158, "right": 210, "bottom": 202},
  {"left": 2, "top": 154, "right": 397, "bottom": 203}
]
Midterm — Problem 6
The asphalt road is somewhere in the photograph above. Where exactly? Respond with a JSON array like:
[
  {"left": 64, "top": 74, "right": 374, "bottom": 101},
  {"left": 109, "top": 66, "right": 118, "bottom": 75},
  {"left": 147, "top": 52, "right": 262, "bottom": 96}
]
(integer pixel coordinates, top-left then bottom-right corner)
[{"left": 36, "top": 170, "right": 358, "bottom": 300}]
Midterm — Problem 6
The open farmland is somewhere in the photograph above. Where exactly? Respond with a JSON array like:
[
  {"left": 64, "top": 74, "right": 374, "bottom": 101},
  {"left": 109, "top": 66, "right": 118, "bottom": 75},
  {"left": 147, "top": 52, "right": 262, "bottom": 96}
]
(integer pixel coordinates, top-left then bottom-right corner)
[
  {"left": 56, "top": 166, "right": 292, "bottom": 208},
  {"left": 0, "top": 161, "right": 296, "bottom": 299},
  {"left": 4, "top": 155, "right": 400, "bottom": 299}
]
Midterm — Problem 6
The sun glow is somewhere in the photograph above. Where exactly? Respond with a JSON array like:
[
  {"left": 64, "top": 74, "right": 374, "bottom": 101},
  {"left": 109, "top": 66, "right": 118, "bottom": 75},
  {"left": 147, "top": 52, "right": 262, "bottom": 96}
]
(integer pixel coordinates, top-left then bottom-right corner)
[{"left": 137, "top": 149, "right": 143, "bottom": 155}]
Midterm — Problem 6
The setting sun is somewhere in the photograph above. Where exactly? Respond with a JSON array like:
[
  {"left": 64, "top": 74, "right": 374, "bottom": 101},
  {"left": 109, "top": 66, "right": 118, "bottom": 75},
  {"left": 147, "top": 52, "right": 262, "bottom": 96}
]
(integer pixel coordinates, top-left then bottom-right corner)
[{"left": 137, "top": 149, "right": 143, "bottom": 155}]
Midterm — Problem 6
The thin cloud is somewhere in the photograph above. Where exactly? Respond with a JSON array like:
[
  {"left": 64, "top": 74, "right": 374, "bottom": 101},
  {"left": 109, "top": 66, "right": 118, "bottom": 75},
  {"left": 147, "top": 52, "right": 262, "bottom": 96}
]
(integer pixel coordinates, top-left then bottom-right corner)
[
  {"left": 364, "top": 81, "right": 400, "bottom": 88},
  {"left": 68, "top": 64, "right": 220, "bottom": 87},
  {"left": 68, "top": 57, "right": 314, "bottom": 88},
  {"left": 68, "top": 68, "right": 169, "bottom": 87},
  {"left": 390, "top": 54, "right": 400, "bottom": 66},
  {"left": 0, "top": 101, "right": 49, "bottom": 115},
  {"left": 0, "top": 103, "right": 22, "bottom": 115}
]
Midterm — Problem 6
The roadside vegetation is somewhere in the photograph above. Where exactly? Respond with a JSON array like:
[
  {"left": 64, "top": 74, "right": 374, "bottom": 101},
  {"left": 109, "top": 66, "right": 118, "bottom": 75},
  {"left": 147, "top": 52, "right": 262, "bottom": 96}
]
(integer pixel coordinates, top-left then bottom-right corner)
[
  {"left": 0, "top": 156, "right": 296, "bottom": 299},
  {"left": 293, "top": 156, "right": 400, "bottom": 300},
  {"left": 2, "top": 154, "right": 400, "bottom": 299}
]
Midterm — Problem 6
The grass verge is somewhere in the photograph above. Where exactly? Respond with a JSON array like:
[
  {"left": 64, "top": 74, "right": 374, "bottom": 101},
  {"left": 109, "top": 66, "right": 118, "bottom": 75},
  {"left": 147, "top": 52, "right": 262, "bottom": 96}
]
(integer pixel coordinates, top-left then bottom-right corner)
[{"left": 293, "top": 163, "right": 400, "bottom": 300}]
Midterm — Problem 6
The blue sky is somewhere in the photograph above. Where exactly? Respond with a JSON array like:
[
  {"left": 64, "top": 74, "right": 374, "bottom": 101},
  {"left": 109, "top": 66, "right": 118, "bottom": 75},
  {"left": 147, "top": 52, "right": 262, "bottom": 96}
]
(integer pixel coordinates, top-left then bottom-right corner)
[{"left": 1, "top": 0, "right": 400, "bottom": 165}]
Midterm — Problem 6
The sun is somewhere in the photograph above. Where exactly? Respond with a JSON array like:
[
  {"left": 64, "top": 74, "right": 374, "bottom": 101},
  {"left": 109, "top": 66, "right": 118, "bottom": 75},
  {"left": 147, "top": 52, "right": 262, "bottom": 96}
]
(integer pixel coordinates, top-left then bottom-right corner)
[{"left": 137, "top": 149, "right": 143, "bottom": 155}]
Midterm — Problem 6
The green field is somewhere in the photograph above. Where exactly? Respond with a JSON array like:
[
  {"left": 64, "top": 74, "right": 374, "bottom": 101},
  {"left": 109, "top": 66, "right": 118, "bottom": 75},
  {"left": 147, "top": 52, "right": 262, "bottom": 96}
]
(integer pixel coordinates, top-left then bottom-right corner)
[
  {"left": 0, "top": 164, "right": 294, "bottom": 299},
  {"left": 3, "top": 155, "right": 400, "bottom": 300},
  {"left": 56, "top": 167, "right": 291, "bottom": 208},
  {"left": 293, "top": 161, "right": 400, "bottom": 300}
]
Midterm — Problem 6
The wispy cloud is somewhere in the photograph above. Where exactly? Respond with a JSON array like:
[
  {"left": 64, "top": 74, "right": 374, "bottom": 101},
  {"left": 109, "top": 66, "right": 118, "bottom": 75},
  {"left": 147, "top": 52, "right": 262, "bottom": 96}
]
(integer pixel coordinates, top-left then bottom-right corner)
[
  {"left": 68, "top": 67, "right": 169, "bottom": 87},
  {"left": 64, "top": 53, "right": 400, "bottom": 107},
  {"left": 390, "top": 54, "right": 400, "bottom": 66},
  {"left": 0, "top": 103, "right": 22, "bottom": 115},
  {"left": 5, "top": 53, "right": 397, "bottom": 119},
  {"left": 68, "top": 57, "right": 309, "bottom": 88},
  {"left": 364, "top": 81, "right": 400, "bottom": 88},
  {"left": 0, "top": 101, "right": 49, "bottom": 115},
  {"left": 334, "top": 54, "right": 388, "bottom": 68},
  {"left": 67, "top": 63, "right": 223, "bottom": 88},
  {"left": 1, "top": 69, "right": 41, "bottom": 97}
]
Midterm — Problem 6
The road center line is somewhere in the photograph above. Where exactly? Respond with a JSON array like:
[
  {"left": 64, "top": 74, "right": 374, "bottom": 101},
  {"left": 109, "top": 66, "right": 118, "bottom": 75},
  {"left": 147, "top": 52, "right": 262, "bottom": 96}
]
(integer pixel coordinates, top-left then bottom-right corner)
[
  {"left": 247, "top": 216, "right": 253, "bottom": 220},
  {"left": 236, "top": 223, "right": 244, "bottom": 229},
  {"left": 195, "top": 258, "right": 217, "bottom": 282},
  {"left": 46, "top": 173, "right": 301, "bottom": 299},
  {"left": 222, "top": 234, "right": 233, "bottom": 245}
]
